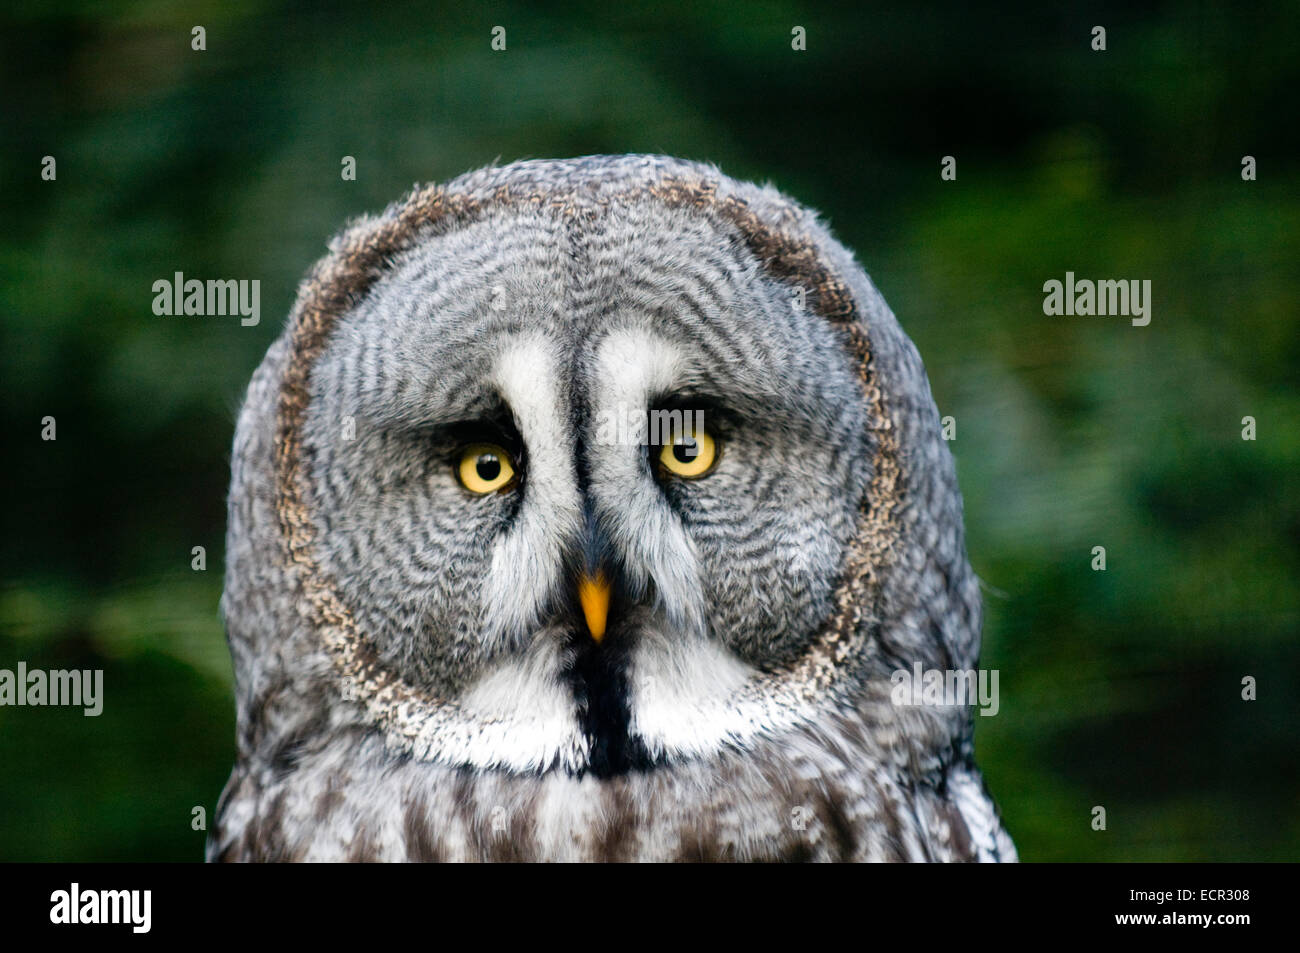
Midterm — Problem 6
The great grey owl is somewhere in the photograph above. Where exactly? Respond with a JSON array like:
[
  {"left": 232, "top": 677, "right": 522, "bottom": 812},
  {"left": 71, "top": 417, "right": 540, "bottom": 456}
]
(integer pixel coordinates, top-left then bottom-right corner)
[{"left": 209, "top": 154, "right": 1016, "bottom": 862}]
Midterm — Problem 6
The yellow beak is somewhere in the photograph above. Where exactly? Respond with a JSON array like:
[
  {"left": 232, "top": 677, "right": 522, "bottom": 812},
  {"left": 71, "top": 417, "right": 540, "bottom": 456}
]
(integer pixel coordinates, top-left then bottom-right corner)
[{"left": 577, "top": 571, "right": 611, "bottom": 643}]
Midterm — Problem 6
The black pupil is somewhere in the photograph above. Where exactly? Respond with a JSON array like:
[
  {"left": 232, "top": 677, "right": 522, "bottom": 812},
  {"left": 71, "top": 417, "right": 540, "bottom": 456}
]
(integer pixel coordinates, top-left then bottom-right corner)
[
  {"left": 672, "top": 437, "right": 699, "bottom": 463},
  {"left": 475, "top": 453, "right": 501, "bottom": 482}
]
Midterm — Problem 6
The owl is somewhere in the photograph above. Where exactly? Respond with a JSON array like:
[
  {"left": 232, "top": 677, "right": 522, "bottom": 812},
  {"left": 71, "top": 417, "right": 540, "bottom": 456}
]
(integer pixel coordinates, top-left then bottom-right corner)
[{"left": 208, "top": 155, "right": 1017, "bottom": 862}]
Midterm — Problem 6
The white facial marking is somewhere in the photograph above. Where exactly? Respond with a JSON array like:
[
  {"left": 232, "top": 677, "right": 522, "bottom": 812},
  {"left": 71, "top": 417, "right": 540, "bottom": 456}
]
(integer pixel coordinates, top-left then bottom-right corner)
[
  {"left": 459, "top": 625, "right": 588, "bottom": 772},
  {"left": 478, "top": 334, "right": 583, "bottom": 653},
  {"left": 589, "top": 329, "right": 705, "bottom": 634},
  {"left": 589, "top": 328, "right": 817, "bottom": 756}
]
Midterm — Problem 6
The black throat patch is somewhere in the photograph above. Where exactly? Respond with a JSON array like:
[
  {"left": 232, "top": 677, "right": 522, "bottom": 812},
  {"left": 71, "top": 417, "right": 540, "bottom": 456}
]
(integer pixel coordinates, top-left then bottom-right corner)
[{"left": 564, "top": 635, "right": 656, "bottom": 779}]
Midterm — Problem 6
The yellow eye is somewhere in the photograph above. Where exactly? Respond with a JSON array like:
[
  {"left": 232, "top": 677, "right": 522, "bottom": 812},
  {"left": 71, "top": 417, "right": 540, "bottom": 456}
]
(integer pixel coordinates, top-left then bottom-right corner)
[
  {"left": 658, "top": 426, "right": 718, "bottom": 479},
  {"left": 457, "top": 444, "right": 517, "bottom": 494}
]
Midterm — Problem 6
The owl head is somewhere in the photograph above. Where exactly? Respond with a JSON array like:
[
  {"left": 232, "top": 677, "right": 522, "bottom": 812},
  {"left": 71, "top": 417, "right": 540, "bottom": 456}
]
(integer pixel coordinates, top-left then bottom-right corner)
[{"left": 222, "top": 155, "right": 980, "bottom": 785}]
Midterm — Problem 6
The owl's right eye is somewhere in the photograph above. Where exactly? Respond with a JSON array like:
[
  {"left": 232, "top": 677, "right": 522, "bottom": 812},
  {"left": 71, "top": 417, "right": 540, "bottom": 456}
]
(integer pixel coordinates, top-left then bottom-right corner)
[{"left": 456, "top": 443, "right": 518, "bottom": 494}]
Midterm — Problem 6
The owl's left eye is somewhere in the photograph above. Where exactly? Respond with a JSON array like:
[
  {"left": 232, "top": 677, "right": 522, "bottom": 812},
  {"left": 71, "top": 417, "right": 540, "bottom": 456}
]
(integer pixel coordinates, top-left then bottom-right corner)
[
  {"left": 456, "top": 443, "right": 518, "bottom": 494},
  {"left": 658, "top": 425, "right": 719, "bottom": 479}
]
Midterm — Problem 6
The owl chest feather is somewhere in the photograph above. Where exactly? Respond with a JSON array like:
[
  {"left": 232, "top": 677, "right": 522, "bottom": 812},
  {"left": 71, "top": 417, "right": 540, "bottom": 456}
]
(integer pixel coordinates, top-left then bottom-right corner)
[{"left": 211, "top": 715, "right": 1011, "bottom": 862}]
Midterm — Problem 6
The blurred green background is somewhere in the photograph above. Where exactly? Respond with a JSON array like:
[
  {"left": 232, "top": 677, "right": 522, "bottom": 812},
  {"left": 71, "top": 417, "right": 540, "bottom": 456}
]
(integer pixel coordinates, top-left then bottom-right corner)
[{"left": 2, "top": 1, "right": 1297, "bottom": 861}]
